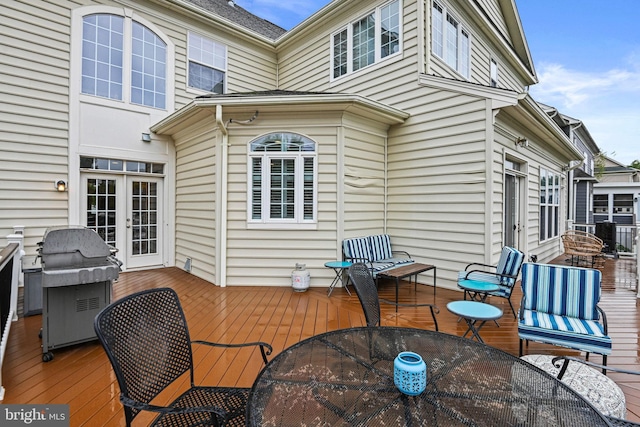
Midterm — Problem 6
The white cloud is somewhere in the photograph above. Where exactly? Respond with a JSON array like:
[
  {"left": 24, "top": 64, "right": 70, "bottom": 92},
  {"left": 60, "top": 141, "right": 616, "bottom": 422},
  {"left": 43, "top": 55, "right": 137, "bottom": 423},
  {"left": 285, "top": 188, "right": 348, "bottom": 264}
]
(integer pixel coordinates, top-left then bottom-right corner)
[
  {"left": 533, "top": 62, "right": 640, "bottom": 108},
  {"left": 530, "top": 62, "right": 640, "bottom": 164}
]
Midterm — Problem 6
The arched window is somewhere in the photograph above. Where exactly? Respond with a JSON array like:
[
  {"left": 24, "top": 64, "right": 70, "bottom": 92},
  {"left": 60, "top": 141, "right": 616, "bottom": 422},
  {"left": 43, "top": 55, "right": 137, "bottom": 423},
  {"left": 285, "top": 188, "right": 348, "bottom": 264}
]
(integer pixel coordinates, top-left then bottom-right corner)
[
  {"left": 248, "top": 133, "right": 317, "bottom": 225},
  {"left": 81, "top": 13, "right": 166, "bottom": 109}
]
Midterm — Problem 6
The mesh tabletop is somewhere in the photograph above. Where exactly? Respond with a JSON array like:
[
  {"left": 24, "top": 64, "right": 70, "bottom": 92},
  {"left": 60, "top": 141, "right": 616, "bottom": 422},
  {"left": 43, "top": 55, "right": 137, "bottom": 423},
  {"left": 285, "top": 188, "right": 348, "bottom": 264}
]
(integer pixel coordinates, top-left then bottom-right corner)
[{"left": 246, "top": 327, "right": 611, "bottom": 426}]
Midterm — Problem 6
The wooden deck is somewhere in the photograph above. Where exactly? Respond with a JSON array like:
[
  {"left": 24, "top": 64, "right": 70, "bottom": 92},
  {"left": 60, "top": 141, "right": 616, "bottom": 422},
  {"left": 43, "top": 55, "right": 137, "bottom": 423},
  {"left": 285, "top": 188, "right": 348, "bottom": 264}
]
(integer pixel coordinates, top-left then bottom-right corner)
[{"left": 2, "top": 256, "right": 639, "bottom": 426}]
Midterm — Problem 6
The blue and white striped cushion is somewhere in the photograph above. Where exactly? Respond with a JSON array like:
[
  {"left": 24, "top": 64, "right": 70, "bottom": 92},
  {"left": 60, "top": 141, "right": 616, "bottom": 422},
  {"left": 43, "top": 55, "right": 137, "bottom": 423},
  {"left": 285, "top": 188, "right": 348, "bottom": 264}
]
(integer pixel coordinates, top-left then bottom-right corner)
[
  {"left": 496, "top": 246, "right": 525, "bottom": 285},
  {"left": 343, "top": 237, "right": 372, "bottom": 262},
  {"left": 368, "top": 234, "right": 393, "bottom": 261},
  {"left": 457, "top": 270, "right": 501, "bottom": 285},
  {"left": 371, "top": 262, "right": 395, "bottom": 272},
  {"left": 519, "top": 310, "right": 612, "bottom": 354},
  {"left": 521, "top": 263, "right": 601, "bottom": 321}
]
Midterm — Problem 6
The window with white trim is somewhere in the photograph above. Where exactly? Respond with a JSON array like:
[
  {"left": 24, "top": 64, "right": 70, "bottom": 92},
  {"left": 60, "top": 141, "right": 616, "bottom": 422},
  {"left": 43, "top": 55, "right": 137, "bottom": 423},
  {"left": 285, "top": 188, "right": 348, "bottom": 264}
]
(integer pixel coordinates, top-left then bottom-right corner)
[
  {"left": 432, "top": 2, "right": 470, "bottom": 78},
  {"left": 82, "top": 14, "right": 166, "bottom": 109},
  {"left": 332, "top": 0, "right": 401, "bottom": 79},
  {"left": 188, "top": 32, "right": 227, "bottom": 93},
  {"left": 490, "top": 59, "right": 498, "bottom": 87},
  {"left": 249, "top": 133, "right": 317, "bottom": 225},
  {"left": 539, "top": 168, "right": 560, "bottom": 241}
]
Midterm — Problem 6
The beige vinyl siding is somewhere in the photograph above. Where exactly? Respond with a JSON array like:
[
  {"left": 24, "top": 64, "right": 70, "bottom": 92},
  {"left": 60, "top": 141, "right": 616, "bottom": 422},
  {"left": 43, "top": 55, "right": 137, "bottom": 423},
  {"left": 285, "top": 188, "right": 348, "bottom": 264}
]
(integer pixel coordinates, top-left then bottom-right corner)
[
  {"left": 174, "top": 123, "right": 218, "bottom": 284},
  {"left": 343, "top": 126, "right": 387, "bottom": 235},
  {"left": 475, "top": 0, "right": 509, "bottom": 37},
  {"left": 467, "top": 25, "right": 526, "bottom": 92},
  {"left": 495, "top": 113, "right": 567, "bottom": 263},
  {"left": 277, "top": 1, "right": 499, "bottom": 288},
  {"left": 0, "top": 0, "right": 71, "bottom": 249},
  {"left": 277, "top": 32, "right": 330, "bottom": 90},
  {"left": 386, "top": 89, "right": 489, "bottom": 289},
  {"left": 1, "top": 0, "right": 277, "bottom": 256},
  {"left": 223, "top": 114, "right": 342, "bottom": 287},
  {"left": 227, "top": 47, "right": 278, "bottom": 92},
  {"left": 419, "top": 0, "right": 528, "bottom": 92},
  {"left": 279, "top": 0, "right": 420, "bottom": 93},
  {"left": 124, "top": 1, "right": 278, "bottom": 108}
]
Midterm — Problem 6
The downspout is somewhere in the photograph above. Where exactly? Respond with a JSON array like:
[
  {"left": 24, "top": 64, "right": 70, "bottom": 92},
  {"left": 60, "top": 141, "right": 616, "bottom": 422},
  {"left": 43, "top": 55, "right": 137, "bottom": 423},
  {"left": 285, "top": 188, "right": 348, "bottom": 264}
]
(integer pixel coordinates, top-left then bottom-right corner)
[{"left": 216, "top": 105, "right": 228, "bottom": 287}]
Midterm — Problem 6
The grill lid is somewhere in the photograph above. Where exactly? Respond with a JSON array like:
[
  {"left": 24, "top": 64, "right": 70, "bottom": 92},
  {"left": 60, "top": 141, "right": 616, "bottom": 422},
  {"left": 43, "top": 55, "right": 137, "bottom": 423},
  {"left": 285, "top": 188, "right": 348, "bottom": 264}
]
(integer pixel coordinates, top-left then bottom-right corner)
[{"left": 39, "top": 226, "right": 116, "bottom": 269}]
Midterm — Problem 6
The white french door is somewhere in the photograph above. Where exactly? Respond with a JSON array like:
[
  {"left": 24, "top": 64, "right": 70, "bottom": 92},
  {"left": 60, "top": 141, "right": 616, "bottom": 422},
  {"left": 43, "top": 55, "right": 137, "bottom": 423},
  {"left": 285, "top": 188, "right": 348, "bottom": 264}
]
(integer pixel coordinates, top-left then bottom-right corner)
[
  {"left": 126, "top": 177, "right": 163, "bottom": 269},
  {"left": 504, "top": 172, "right": 524, "bottom": 249},
  {"left": 81, "top": 173, "right": 163, "bottom": 270}
]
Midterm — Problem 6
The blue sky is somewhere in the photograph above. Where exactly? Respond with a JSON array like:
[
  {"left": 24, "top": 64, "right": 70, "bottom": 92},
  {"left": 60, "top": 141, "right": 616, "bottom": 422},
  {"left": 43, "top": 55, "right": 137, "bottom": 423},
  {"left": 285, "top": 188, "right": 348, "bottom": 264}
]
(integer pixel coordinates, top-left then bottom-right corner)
[{"left": 238, "top": 0, "right": 640, "bottom": 165}]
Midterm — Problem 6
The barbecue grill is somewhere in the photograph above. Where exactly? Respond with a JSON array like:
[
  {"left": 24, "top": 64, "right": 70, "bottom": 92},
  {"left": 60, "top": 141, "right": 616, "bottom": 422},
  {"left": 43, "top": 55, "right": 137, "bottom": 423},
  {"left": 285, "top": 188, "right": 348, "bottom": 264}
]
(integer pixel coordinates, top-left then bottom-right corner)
[{"left": 38, "top": 226, "right": 120, "bottom": 362}]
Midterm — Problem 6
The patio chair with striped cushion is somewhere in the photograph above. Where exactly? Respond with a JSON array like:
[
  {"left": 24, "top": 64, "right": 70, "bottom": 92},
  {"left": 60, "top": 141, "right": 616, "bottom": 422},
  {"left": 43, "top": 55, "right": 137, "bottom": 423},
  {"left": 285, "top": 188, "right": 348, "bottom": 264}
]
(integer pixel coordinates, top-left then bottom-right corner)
[
  {"left": 518, "top": 263, "right": 612, "bottom": 369},
  {"left": 457, "top": 246, "right": 525, "bottom": 317}
]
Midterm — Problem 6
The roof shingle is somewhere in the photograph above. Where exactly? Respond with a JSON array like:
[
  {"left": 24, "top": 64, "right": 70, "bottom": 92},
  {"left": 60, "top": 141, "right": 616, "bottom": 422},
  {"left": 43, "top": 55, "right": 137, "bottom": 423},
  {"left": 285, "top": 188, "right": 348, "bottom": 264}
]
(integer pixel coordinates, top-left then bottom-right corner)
[{"left": 185, "top": 0, "right": 286, "bottom": 40}]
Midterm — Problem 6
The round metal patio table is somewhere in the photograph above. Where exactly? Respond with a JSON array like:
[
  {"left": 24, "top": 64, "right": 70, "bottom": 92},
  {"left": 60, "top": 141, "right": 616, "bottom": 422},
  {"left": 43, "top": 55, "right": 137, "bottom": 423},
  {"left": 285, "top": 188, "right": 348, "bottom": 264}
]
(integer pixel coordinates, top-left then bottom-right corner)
[{"left": 246, "top": 327, "right": 611, "bottom": 426}]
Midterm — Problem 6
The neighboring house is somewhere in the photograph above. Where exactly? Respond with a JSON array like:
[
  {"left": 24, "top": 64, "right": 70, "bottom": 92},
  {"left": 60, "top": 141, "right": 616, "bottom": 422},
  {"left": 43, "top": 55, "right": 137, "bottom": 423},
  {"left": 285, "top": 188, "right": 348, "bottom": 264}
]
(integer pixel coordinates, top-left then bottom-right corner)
[
  {"left": 1, "top": 0, "right": 584, "bottom": 290},
  {"left": 594, "top": 156, "right": 640, "bottom": 225},
  {"left": 593, "top": 156, "right": 639, "bottom": 252},
  {"left": 539, "top": 103, "right": 601, "bottom": 228}
]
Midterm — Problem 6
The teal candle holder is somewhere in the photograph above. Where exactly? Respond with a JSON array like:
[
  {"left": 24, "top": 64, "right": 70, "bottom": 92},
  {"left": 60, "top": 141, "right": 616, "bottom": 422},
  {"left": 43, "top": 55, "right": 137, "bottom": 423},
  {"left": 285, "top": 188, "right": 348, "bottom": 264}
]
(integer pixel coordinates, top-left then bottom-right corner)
[{"left": 394, "top": 351, "right": 427, "bottom": 396}]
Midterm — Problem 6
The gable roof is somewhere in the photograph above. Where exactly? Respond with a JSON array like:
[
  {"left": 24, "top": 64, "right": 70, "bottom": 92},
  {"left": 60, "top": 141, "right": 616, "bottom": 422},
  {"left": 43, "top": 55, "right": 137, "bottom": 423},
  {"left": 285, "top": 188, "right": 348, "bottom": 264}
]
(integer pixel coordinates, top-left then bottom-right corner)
[
  {"left": 499, "top": 0, "right": 536, "bottom": 80},
  {"left": 183, "top": 0, "right": 286, "bottom": 40}
]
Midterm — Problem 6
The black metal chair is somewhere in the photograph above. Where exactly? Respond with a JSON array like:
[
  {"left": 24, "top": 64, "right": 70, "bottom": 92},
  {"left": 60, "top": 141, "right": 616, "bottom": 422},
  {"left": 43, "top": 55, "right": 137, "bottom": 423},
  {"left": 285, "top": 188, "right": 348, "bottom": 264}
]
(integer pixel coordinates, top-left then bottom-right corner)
[
  {"left": 94, "top": 287, "right": 272, "bottom": 427},
  {"left": 348, "top": 262, "right": 439, "bottom": 330}
]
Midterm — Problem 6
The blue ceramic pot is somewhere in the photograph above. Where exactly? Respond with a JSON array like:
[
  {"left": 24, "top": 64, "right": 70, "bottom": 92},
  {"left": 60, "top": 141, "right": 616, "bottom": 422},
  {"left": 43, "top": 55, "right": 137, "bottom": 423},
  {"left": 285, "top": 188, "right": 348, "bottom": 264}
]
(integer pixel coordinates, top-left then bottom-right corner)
[{"left": 394, "top": 351, "right": 427, "bottom": 396}]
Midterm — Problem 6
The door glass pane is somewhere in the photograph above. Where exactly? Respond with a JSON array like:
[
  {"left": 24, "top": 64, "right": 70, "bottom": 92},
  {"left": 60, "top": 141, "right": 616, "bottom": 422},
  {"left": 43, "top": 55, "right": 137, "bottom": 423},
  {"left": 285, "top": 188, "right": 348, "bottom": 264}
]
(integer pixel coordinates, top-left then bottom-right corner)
[
  {"left": 504, "top": 175, "right": 516, "bottom": 248},
  {"left": 86, "top": 178, "right": 117, "bottom": 248},
  {"left": 131, "top": 180, "right": 158, "bottom": 255}
]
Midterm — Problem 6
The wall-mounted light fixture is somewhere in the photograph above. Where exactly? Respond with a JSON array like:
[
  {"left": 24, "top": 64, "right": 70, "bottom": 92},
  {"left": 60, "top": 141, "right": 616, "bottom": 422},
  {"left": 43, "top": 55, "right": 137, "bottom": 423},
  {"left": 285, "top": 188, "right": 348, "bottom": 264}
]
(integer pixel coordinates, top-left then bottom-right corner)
[
  {"left": 55, "top": 180, "right": 67, "bottom": 192},
  {"left": 515, "top": 137, "right": 529, "bottom": 148},
  {"left": 141, "top": 133, "right": 152, "bottom": 143}
]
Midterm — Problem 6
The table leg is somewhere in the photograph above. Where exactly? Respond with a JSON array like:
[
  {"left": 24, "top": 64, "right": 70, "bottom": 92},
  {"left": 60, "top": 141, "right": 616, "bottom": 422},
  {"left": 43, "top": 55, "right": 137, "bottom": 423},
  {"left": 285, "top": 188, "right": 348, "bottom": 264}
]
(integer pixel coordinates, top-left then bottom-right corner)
[
  {"left": 395, "top": 278, "right": 399, "bottom": 312},
  {"left": 327, "top": 270, "right": 339, "bottom": 296},
  {"left": 342, "top": 274, "right": 352, "bottom": 296},
  {"left": 462, "top": 319, "right": 487, "bottom": 343},
  {"left": 327, "top": 268, "right": 351, "bottom": 297},
  {"left": 433, "top": 267, "right": 437, "bottom": 297}
]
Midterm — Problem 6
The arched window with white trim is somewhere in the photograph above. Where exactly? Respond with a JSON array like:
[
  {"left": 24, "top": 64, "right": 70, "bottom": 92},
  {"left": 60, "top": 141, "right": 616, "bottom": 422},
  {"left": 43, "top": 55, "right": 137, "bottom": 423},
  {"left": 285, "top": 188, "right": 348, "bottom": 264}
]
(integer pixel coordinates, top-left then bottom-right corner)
[{"left": 81, "top": 11, "right": 167, "bottom": 109}]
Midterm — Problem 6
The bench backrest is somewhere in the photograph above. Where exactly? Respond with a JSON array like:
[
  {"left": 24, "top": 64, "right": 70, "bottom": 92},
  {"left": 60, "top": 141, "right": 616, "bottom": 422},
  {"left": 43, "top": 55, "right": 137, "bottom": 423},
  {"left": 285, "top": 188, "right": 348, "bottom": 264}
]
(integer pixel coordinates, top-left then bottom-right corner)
[
  {"left": 343, "top": 234, "right": 393, "bottom": 262},
  {"left": 520, "top": 263, "right": 602, "bottom": 320}
]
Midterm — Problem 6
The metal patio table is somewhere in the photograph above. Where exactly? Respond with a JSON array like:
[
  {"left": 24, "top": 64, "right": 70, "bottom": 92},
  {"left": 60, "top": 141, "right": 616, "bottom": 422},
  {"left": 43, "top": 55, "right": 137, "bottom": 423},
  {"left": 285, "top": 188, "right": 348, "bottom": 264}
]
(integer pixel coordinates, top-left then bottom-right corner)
[
  {"left": 458, "top": 279, "right": 500, "bottom": 302},
  {"left": 246, "top": 327, "right": 611, "bottom": 426}
]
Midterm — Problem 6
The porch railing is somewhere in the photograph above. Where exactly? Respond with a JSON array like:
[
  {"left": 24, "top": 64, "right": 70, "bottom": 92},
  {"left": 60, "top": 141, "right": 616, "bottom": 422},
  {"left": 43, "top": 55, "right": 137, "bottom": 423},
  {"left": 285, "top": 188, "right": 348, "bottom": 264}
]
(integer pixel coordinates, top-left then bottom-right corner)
[
  {"left": 572, "top": 223, "right": 638, "bottom": 257},
  {"left": 637, "top": 228, "right": 640, "bottom": 297},
  {"left": 0, "top": 241, "right": 21, "bottom": 400}
]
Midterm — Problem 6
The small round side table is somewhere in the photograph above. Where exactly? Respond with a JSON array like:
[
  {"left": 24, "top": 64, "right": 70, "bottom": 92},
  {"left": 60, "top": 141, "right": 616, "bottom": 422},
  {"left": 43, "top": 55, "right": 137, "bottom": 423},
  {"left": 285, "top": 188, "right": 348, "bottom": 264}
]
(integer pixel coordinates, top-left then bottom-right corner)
[
  {"left": 447, "top": 300, "right": 503, "bottom": 343},
  {"left": 325, "top": 261, "right": 352, "bottom": 296}
]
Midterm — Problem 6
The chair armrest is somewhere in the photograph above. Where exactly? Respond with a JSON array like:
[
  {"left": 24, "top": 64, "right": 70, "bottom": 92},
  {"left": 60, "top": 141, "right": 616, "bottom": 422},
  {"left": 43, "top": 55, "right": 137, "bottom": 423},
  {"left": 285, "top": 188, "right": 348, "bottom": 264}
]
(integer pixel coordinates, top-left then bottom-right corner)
[
  {"left": 463, "top": 269, "right": 499, "bottom": 281},
  {"left": 379, "top": 299, "right": 439, "bottom": 331},
  {"left": 518, "top": 295, "right": 526, "bottom": 320},
  {"left": 464, "top": 262, "right": 497, "bottom": 271},
  {"left": 120, "top": 395, "right": 228, "bottom": 418},
  {"left": 193, "top": 340, "right": 273, "bottom": 364},
  {"left": 597, "top": 306, "right": 608, "bottom": 335},
  {"left": 551, "top": 356, "right": 640, "bottom": 379},
  {"left": 391, "top": 250, "right": 412, "bottom": 259}
]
